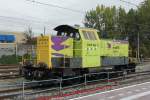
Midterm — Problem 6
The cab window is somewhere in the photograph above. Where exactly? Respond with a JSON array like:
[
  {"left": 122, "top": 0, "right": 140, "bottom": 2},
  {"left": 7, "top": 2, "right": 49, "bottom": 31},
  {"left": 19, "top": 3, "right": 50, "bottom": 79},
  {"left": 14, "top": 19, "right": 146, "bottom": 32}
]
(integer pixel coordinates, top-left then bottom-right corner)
[{"left": 82, "top": 31, "right": 97, "bottom": 40}]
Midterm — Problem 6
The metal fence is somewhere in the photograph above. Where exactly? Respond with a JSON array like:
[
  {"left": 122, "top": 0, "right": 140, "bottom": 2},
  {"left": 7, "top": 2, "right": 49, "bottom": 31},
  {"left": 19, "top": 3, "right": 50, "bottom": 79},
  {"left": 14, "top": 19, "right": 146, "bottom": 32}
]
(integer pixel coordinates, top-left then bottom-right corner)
[{"left": 1, "top": 68, "right": 150, "bottom": 100}]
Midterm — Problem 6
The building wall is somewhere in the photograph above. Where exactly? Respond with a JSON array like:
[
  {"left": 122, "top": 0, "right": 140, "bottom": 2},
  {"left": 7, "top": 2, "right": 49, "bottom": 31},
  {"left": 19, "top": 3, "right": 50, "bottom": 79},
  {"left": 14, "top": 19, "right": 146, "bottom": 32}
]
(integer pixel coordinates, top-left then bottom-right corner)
[
  {"left": 0, "top": 31, "right": 26, "bottom": 58},
  {"left": 0, "top": 31, "right": 26, "bottom": 43},
  {"left": 0, "top": 43, "right": 16, "bottom": 57},
  {"left": 0, "top": 43, "right": 36, "bottom": 58}
]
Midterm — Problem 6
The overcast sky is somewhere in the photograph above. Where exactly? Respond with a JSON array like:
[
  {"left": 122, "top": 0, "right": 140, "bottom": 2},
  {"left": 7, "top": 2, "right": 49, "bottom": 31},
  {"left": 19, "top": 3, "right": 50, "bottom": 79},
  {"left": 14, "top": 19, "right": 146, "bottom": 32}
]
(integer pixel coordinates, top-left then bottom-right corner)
[{"left": 0, "top": 0, "right": 144, "bottom": 34}]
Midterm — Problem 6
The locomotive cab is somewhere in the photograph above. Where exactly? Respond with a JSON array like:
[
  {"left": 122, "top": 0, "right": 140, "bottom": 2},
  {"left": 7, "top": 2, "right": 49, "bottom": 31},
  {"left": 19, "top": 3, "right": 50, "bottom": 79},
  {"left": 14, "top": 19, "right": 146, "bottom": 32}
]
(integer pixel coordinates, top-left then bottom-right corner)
[{"left": 53, "top": 25, "right": 100, "bottom": 69}]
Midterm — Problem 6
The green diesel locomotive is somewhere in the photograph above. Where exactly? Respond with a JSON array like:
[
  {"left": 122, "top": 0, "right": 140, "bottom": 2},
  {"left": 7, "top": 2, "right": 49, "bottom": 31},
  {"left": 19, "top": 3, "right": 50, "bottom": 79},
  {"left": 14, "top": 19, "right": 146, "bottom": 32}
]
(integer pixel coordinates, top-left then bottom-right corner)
[{"left": 23, "top": 25, "right": 136, "bottom": 79}]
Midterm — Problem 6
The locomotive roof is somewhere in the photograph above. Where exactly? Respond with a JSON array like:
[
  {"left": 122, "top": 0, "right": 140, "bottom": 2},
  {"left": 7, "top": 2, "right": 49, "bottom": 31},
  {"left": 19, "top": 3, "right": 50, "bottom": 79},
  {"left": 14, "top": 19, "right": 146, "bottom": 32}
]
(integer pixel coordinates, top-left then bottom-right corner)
[{"left": 54, "top": 25, "right": 98, "bottom": 32}]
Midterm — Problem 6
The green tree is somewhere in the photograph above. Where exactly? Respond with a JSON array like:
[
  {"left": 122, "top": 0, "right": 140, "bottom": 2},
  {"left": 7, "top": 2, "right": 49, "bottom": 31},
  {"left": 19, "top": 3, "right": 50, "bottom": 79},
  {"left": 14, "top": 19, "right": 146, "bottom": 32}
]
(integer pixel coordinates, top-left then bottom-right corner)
[
  {"left": 118, "top": 7, "right": 127, "bottom": 34},
  {"left": 84, "top": 5, "right": 128, "bottom": 39},
  {"left": 84, "top": 5, "right": 119, "bottom": 38},
  {"left": 126, "top": 9, "right": 139, "bottom": 56},
  {"left": 138, "top": 0, "right": 150, "bottom": 57}
]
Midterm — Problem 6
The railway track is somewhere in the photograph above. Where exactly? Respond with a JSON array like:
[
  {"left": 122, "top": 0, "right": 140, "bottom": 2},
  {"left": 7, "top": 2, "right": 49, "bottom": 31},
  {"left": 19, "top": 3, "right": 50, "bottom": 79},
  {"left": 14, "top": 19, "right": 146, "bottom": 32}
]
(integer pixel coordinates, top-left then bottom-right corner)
[
  {"left": 0, "top": 88, "right": 33, "bottom": 99},
  {"left": 0, "top": 65, "right": 20, "bottom": 79},
  {"left": 0, "top": 83, "right": 35, "bottom": 99},
  {"left": 1, "top": 70, "right": 150, "bottom": 100}
]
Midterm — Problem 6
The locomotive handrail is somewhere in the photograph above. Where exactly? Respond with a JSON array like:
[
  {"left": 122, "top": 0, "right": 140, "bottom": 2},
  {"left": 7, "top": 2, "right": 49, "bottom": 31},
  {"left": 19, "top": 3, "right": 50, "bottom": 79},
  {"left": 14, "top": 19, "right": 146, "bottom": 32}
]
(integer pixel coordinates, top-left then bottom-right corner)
[
  {"left": 25, "top": 87, "right": 59, "bottom": 95},
  {"left": 23, "top": 78, "right": 60, "bottom": 84},
  {"left": 86, "top": 78, "right": 108, "bottom": 83},
  {"left": 87, "top": 72, "right": 108, "bottom": 75},
  {"left": 0, "top": 83, "right": 22, "bottom": 88},
  {"left": 62, "top": 83, "right": 85, "bottom": 90},
  {"left": 62, "top": 75, "right": 84, "bottom": 81}
]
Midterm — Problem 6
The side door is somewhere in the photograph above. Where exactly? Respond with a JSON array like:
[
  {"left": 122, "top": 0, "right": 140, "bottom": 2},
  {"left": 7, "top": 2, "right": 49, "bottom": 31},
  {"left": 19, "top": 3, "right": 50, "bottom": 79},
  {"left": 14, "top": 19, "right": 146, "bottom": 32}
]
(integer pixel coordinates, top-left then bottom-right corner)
[{"left": 79, "top": 29, "right": 100, "bottom": 68}]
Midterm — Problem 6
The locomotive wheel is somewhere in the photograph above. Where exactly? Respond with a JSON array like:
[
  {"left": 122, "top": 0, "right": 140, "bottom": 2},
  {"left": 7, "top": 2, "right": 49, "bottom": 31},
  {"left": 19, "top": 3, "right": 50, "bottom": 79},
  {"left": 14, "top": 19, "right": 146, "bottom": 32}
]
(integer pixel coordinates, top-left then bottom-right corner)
[
  {"left": 34, "top": 70, "right": 44, "bottom": 80},
  {"left": 37, "top": 71, "right": 44, "bottom": 80},
  {"left": 33, "top": 70, "right": 38, "bottom": 80},
  {"left": 24, "top": 69, "right": 34, "bottom": 80},
  {"left": 123, "top": 69, "right": 127, "bottom": 76}
]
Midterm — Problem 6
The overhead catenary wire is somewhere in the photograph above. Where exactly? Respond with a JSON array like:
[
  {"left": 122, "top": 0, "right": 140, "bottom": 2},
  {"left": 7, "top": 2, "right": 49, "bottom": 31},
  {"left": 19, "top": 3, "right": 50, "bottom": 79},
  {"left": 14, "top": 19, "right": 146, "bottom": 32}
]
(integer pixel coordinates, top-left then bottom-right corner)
[
  {"left": 119, "top": 0, "right": 139, "bottom": 8},
  {"left": 0, "top": 8, "right": 62, "bottom": 28},
  {"left": 26, "top": 0, "right": 139, "bottom": 14},
  {"left": 25, "top": 0, "right": 85, "bottom": 14},
  {"left": 0, "top": 15, "right": 61, "bottom": 31},
  {"left": 1, "top": 0, "right": 150, "bottom": 33},
  {"left": 0, "top": 8, "right": 47, "bottom": 23},
  {"left": 0, "top": 15, "right": 51, "bottom": 25},
  {"left": 0, "top": 22, "right": 45, "bottom": 32},
  {"left": 24, "top": 0, "right": 150, "bottom": 29},
  {"left": 0, "top": 16, "right": 57, "bottom": 33}
]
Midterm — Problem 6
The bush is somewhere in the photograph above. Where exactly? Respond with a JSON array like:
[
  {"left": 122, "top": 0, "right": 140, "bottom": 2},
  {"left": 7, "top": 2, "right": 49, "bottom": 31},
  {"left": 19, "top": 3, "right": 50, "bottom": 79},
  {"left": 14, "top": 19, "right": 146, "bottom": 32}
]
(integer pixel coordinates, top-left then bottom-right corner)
[{"left": 0, "top": 55, "right": 20, "bottom": 64}]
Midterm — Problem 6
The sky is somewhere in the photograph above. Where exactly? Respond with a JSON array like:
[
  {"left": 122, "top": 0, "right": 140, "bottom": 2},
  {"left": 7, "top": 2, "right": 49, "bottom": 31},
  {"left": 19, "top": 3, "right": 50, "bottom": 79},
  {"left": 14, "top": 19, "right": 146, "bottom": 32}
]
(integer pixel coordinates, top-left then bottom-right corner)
[{"left": 0, "top": 0, "right": 144, "bottom": 34}]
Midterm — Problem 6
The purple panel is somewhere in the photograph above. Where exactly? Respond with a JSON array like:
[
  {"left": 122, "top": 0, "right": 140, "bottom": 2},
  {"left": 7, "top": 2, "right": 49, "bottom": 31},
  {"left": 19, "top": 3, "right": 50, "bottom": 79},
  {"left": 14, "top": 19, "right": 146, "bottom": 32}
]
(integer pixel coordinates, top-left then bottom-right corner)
[{"left": 52, "top": 36, "right": 69, "bottom": 51}]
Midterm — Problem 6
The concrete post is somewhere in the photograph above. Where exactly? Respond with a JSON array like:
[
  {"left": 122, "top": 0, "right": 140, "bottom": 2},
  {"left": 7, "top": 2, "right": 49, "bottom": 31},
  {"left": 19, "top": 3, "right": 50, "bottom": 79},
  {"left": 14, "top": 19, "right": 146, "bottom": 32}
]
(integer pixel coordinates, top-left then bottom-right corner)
[
  {"left": 59, "top": 78, "right": 62, "bottom": 95},
  {"left": 107, "top": 72, "right": 110, "bottom": 86},
  {"left": 22, "top": 81, "right": 25, "bottom": 100},
  {"left": 84, "top": 74, "right": 87, "bottom": 86}
]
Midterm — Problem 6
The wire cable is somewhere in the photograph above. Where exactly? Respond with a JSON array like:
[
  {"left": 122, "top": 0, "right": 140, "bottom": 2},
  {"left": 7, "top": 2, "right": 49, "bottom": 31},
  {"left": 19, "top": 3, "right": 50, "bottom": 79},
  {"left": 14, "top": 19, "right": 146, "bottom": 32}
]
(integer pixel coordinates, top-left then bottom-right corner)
[
  {"left": 119, "top": 0, "right": 139, "bottom": 8},
  {"left": 0, "top": 15, "right": 48, "bottom": 24},
  {"left": 25, "top": 0, "right": 85, "bottom": 14}
]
